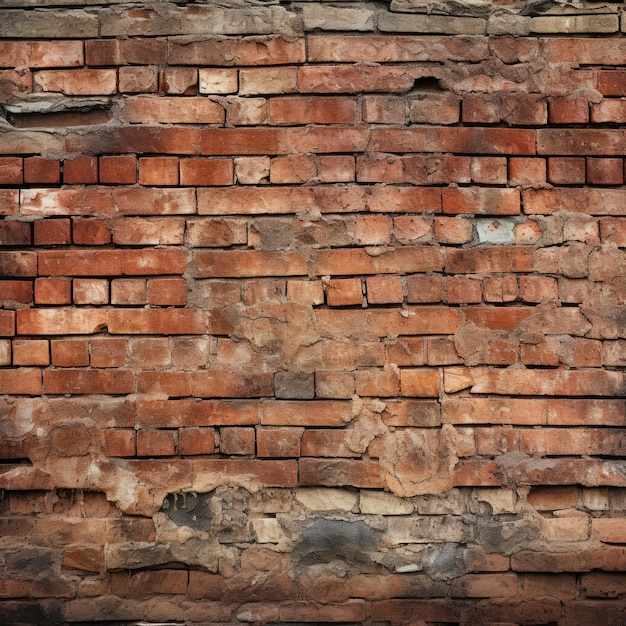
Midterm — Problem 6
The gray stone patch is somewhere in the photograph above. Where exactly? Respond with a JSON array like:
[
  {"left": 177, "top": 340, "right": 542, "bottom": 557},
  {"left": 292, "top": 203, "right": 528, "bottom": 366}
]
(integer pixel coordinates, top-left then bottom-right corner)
[
  {"left": 161, "top": 492, "right": 213, "bottom": 532},
  {"left": 476, "top": 218, "right": 515, "bottom": 244}
]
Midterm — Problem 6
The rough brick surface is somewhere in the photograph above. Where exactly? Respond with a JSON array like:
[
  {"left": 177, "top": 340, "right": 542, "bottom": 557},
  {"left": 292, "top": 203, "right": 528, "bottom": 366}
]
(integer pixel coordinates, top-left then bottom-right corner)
[{"left": 0, "top": 1, "right": 625, "bottom": 624}]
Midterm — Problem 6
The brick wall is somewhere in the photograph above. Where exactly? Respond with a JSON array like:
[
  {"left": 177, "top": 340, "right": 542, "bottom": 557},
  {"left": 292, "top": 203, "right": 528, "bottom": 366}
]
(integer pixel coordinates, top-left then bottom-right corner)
[{"left": 0, "top": 0, "right": 625, "bottom": 624}]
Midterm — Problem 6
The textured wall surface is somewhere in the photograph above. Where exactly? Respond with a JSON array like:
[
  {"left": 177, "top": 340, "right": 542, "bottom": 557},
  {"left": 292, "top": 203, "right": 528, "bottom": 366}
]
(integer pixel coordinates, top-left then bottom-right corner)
[{"left": 0, "top": 0, "right": 625, "bottom": 624}]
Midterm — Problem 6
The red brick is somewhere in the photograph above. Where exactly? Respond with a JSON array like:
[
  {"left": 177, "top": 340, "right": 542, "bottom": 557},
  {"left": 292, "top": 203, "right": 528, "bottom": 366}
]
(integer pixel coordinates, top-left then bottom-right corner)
[
  {"left": 451, "top": 573, "right": 518, "bottom": 598},
  {"left": 44, "top": 369, "right": 134, "bottom": 395},
  {"left": 470, "top": 157, "right": 507, "bottom": 185},
  {"left": 270, "top": 156, "right": 316, "bottom": 184},
  {"left": 226, "top": 96, "right": 268, "bottom": 126},
  {"left": 326, "top": 278, "right": 363, "bottom": 306},
  {"left": 446, "top": 248, "right": 533, "bottom": 274},
  {"left": 317, "top": 155, "right": 355, "bottom": 183},
  {"left": 482, "top": 276, "right": 518, "bottom": 303},
  {"left": 521, "top": 339, "right": 559, "bottom": 367},
  {"left": 593, "top": 518, "right": 626, "bottom": 543},
  {"left": 137, "top": 429, "right": 176, "bottom": 457},
  {"left": 0, "top": 221, "right": 31, "bottom": 246},
  {"left": 63, "top": 157, "right": 98, "bottom": 184},
  {"left": 362, "top": 95, "right": 406, "bottom": 124},
  {"left": 406, "top": 275, "right": 443, "bottom": 303},
  {"left": 136, "top": 399, "right": 259, "bottom": 428},
  {"left": 366, "top": 275, "right": 403, "bottom": 304},
  {"left": 0, "top": 369, "right": 41, "bottom": 395},
  {"left": 313, "top": 248, "right": 443, "bottom": 277},
  {"left": 587, "top": 158, "right": 624, "bottom": 186},
  {"left": 443, "top": 187, "right": 520, "bottom": 215},
  {"left": 386, "top": 338, "right": 426, "bottom": 367},
  {"left": 90, "top": 338, "right": 127, "bottom": 368},
  {"left": 63, "top": 546, "right": 104, "bottom": 573},
  {"left": 50, "top": 339, "right": 89, "bottom": 367},
  {"left": 23, "top": 157, "right": 60, "bottom": 184},
  {"left": 39, "top": 249, "right": 187, "bottom": 276},
  {"left": 138, "top": 157, "right": 179, "bottom": 186},
  {"left": 523, "top": 189, "right": 625, "bottom": 216},
  {"left": 168, "top": 37, "right": 305, "bottom": 66},
  {"left": 202, "top": 128, "right": 289, "bottom": 156},
  {"left": 194, "top": 250, "right": 306, "bottom": 278},
  {"left": 148, "top": 278, "right": 187, "bottom": 306},
  {"left": 257, "top": 428, "right": 302, "bottom": 458},
  {"left": 600, "top": 218, "right": 626, "bottom": 246},
  {"left": 409, "top": 93, "right": 460, "bottom": 125},
  {"left": 462, "top": 94, "right": 547, "bottom": 125},
  {"left": 110, "top": 280, "right": 147, "bottom": 307},
  {"left": 87, "top": 38, "right": 167, "bottom": 66},
  {"left": 299, "top": 458, "right": 384, "bottom": 488},
  {"left": 0, "top": 190, "right": 19, "bottom": 217},
  {"left": 0, "top": 252, "right": 37, "bottom": 278},
  {"left": 549, "top": 97, "right": 589, "bottom": 124},
  {"left": 99, "top": 156, "right": 137, "bottom": 184},
  {"left": 269, "top": 96, "right": 356, "bottom": 125},
  {"left": 354, "top": 215, "right": 392, "bottom": 245},
  {"left": 179, "top": 158, "right": 233, "bottom": 186},
  {"left": 111, "top": 217, "right": 184, "bottom": 246},
  {"left": 127, "top": 338, "right": 170, "bottom": 369},
  {"left": 220, "top": 427, "right": 255, "bottom": 455},
  {"left": 12, "top": 339, "right": 49, "bottom": 366},
  {"left": 0, "top": 280, "right": 33, "bottom": 305},
  {"left": 72, "top": 218, "right": 111, "bottom": 245},
  {"left": 34, "top": 277, "right": 72, "bottom": 305},
  {"left": 509, "top": 158, "right": 546, "bottom": 187},
  {"left": 118, "top": 66, "right": 158, "bottom": 93},
  {"left": 34, "top": 69, "right": 117, "bottom": 95},
  {"left": 537, "top": 129, "right": 625, "bottom": 156},
  {"left": 547, "top": 157, "right": 586, "bottom": 185},
  {"left": 433, "top": 217, "right": 472, "bottom": 244},
  {"left": 519, "top": 275, "right": 558, "bottom": 303},
  {"left": 162, "top": 67, "right": 198, "bottom": 94},
  {"left": 107, "top": 309, "right": 204, "bottom": 335},
  {"left": 0, "top": 40, "right": 84, "bottom": 68},
  {"left": 0, "top": 157, "right": 23, "bottom": 184},
  {"left": 598, "top": 70, "right": 626, "bottom": 96},
  {"left": 103, "top": 429, "right": 136, "bottom": 457},
  {"left": 356, "top": 367, "right": 400, "bottom": 397},
  {"left": 591, "top": 100, "right": 626, "bottom": 123},
  {"left": 521, "top": 428, "right": 626, "bottom": 458},
  {"left": 33, "top": 219, "right": 71, "bottom": 245},
  {"left": 178, "top": 427, "right": 215, "bottom": 455},
  {"left": 371, "top": 600, "right": 462, "bottom": 623}
]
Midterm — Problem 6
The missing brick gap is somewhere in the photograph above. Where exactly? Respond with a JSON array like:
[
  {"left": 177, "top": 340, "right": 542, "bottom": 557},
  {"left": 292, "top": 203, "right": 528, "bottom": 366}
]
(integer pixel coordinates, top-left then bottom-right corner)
[
  {"left": 410, "top": 77, "right": 446, "bottom": 94},
  {"left": 3, "top": 98, "right": 112, "bottom": 129}
]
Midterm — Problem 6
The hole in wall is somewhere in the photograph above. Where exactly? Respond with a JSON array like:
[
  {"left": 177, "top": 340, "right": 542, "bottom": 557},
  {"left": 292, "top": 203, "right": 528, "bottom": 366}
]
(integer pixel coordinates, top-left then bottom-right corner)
[{"left": 411, "top": 76, "right": 446, "bottom": 93}]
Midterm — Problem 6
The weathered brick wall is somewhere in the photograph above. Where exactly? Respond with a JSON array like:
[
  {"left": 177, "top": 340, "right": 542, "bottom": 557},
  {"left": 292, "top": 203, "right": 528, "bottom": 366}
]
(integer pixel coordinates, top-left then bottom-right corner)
[{"left": 0, "top": 0, "right": 625, "bottom": 624}]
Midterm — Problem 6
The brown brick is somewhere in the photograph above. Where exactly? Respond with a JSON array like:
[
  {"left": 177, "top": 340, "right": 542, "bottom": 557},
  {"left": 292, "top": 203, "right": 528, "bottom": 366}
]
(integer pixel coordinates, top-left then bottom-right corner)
[
  {"left": 0, "top": 157, "right": 22, "bottom": 184},
  {"left": 63, "top": 157, "right": 98, "bottom": 184},
  {"left": 24, "top": 157, "right": 60, "bottom": 184},
  {"left": 99, "top": 156, "right": 137, "bottom": 184}
]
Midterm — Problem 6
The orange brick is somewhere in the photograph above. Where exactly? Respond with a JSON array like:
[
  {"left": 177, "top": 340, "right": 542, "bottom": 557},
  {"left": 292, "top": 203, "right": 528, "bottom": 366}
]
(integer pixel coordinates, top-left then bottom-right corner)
[
  {"left": 111, "top": 279, "right": 147, "bottom": 305},
  {"left": 445, "top": 276, "right": 482, "bottom": 304},
  {"left": 90, "top": 338, "right": 127, "bottom": 368},
  {"left": 0, "top": 368, "right": 41, "bottom": 395},
  {"left": 547, "top": 157, "right": 586, "bottom": 185},
  {"left": 406, "top": 275, "right": 442, "bottom": 303},
  {"left": 178, "top": 427, "right": 215, "bottom": 455},
  {"left": 257, "top": 428, "right": 302, "bottom": 458},
  {"left": 44, "top": 369, "right": 134, "bottom": 395},
  {"left": 148, "top": 278, "right": 187, "bottom": 306},
  {"left": 162, "top": 67, "right": 198, "bottom": 94},
  {"left": 0, "top": 280, "right": 33, "bottom": 305},
  {"left": 12, "top": 339, "right": 49, "bottom": 366},
  {"left": 400, "top": 369, "right": 440, "bottom": 397},
  {"left": 103, "top": 429, "right": 136, "bottom": 457},
  {"left": 362, "top": 95, "right": 406, "bottom": 124},
  {"left": 326, "top": 278, "right": 363, "bottom": 306},
  {"left": 34, "top": 68, "right": 116, "bottom": 95},
  {"left": 33, "top": 219, "right": 71, "bottom": 245},
  {"left": 73, "top": 279, "right": 109, "bottom": 305},
  {"left": 0, "top": 157, "right": 22, "bottom": 184},
  {"left": 270, "top": 156, "right": 316, "bottom": 184},
  {"left": 354, "top": 215, "right": 392, "bottom": 245},
  {"left": 119, "top": 66, "right": 158, "bottom": 93},
  {"left": 121, "top": 96, "right": 224, "bottom": 124},
  {"left": 72, "top": 218, "right": 111, "bottom": 245},
  {"left": 366, "top": 275, "right": 403, "bottom": 304},
  {"left": 50, "top": 339, "right": 89, "bottom": 367},
  {"left": 269, "top": 96, "right": 356, "bottom": 125},
  {"left": 509, "top": 158, "right": 546, "bottom": 187},
  {"left": 220, "top": 427, "right": 255, "bottom": 455},
  {"left": 519, "top": 276, "right": 558, "bottom": 303},
  {"left": 179, "top": 158, "right": 233, "bottom": 186},
  {"left": 34, "top": 277, "right": 72, "bottom": 305},
  {"left": 317, "top": 155, "right": 355, "bottom": 183}
]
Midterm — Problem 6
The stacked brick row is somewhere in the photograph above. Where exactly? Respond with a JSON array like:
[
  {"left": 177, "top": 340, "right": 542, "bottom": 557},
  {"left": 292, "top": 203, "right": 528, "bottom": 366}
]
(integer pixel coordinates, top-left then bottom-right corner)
[{"left": 0, "top": 1, "right": 625, "bottom": 624}]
